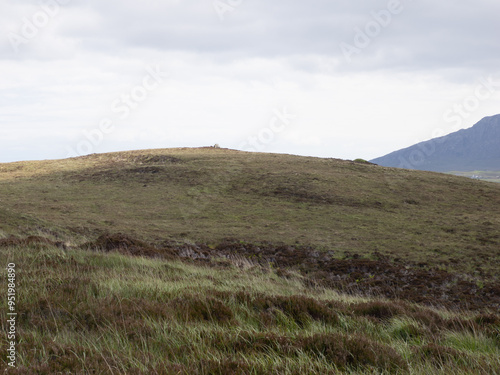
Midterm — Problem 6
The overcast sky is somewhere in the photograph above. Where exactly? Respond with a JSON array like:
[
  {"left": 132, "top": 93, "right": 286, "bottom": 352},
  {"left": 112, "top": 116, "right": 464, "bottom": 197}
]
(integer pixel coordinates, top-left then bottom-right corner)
[{"left": 1, "top": 0, "right": 499, "bottom": 163}]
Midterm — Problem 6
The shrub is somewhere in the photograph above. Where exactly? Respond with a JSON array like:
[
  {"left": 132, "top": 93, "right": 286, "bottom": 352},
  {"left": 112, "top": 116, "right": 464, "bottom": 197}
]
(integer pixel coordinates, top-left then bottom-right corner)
[
  {"left": 301, "top": 333, "right": 408, "bottom": 371},
  {"left": 170, "top": 296, "right": 234, "bottom": 324},
  {"left": 196, "top": 359, "right": 253, "bottom": 375},
  {"left": 414, "top": 343, "right": 468, "bottom": 366},
  {"left": 390, "top": 319, "right": 423, "bottom": 342},
  {"left": 353, "top": 301, "right": 406, "bottom": 320},
  {"left": 235, "top": 292, "right": 338, "bottom": 328}
]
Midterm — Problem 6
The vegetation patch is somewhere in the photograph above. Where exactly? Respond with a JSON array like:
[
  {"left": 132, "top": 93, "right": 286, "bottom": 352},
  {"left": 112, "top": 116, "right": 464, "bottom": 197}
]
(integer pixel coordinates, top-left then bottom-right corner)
[
  {"left": 302, "top": 333, "right": 408, "bottom": 371},
  {"left": 0, "top": 235, "right": 64, "bottom": 249},
  {"left": 1, "top": 149, "right": 500, "bottom": 373},
  {"left": 83, "top": 233, "right": 175, "bottom": 258},
  {"left": 232, "top": 291, "right": 340, "bottom": 328},
  {"left": 1, "top": 242, "right": 499, "bottom": 374},
  {"left": 352, "top": 301, "right": 407, "bottom": 320},
  {"left": 170, "top": 296, "right": 235, "bottom": 324}
]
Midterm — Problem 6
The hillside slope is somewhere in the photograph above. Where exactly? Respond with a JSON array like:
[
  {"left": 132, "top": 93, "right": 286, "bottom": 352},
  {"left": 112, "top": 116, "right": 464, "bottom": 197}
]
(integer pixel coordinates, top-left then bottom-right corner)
[
  {"left": 0, "top": 147, "right": 499, "bottom": 282},
  {"left": 370, "top": 114, "right": 500, "bottom": 172},
  {"left": 1, "top": 148, "right": 500, "bottom": 374}
]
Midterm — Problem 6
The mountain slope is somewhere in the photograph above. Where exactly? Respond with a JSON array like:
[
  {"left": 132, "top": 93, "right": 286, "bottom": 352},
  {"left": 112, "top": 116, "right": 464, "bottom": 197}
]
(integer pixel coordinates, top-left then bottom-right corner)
[{"left": 370, "top": 114, "right": 500, "bottom": 172}]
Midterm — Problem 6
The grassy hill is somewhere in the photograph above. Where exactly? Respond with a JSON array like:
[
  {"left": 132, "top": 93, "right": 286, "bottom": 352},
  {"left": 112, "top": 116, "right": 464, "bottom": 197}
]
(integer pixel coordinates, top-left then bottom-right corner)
[
  {"left": 1, "top": 148, "right": 499, "bottom": 374},
  {"left": 1, "top": 147, "right": 499, "bottom": 279}
]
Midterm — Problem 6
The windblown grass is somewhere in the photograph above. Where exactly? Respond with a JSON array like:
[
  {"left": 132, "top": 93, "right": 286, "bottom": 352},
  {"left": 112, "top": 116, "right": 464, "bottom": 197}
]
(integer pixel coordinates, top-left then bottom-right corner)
[
  {"left": 0, "top": 148, "right": 499, "bottom": 373},
  {"left": 1, "top": 243, "right": 498, "bottom": 374}
]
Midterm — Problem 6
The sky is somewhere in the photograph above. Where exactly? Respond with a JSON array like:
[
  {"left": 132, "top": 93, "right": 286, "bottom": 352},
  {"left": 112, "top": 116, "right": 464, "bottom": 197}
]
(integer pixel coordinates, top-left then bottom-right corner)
[{"left": 1, "top": 0, "right": 499, "bottom": 163}]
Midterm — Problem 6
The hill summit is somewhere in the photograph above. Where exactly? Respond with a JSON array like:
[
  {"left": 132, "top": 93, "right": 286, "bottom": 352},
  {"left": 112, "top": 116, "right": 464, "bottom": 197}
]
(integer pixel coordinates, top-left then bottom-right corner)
[{"left": 370, "top": 114, "right": 500, "bottom": 172}]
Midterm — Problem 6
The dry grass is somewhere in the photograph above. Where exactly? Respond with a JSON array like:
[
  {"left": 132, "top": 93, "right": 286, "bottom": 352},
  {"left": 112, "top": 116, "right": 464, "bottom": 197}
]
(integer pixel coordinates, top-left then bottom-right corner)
[
  {"left": 0, "top": 243, "right": 498, "bottom": 374},
  {"left": 0, "top": 148, "right": 499, "bottom": 373}
]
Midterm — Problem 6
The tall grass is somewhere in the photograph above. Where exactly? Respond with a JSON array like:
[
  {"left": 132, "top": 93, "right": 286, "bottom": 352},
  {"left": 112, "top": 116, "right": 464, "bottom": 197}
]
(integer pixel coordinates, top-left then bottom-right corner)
[{"left": 1, "top": 244, "right": 498, "bottom": 374}]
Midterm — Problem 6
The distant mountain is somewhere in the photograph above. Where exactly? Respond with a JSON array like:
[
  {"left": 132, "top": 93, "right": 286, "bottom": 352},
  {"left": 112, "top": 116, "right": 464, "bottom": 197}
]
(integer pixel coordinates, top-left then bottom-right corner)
[{"left": 370, "top": 115, "right": 500, "bottom": 172}]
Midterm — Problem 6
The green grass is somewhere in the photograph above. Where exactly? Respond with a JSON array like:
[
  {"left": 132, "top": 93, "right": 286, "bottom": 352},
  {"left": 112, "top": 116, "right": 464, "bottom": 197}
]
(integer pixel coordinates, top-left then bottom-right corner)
[
  {"left": 1, "top": 243, "right": 499, "bottom": 374},
  {"left": 0, "top": 148, "right": 499, "bottom": 373}
]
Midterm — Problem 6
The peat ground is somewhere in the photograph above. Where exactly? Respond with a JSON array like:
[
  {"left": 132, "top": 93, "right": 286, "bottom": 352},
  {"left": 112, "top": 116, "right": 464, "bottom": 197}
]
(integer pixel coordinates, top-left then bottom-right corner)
[{"left": 3, "top": 233, "right": 497, "bottom": 312}]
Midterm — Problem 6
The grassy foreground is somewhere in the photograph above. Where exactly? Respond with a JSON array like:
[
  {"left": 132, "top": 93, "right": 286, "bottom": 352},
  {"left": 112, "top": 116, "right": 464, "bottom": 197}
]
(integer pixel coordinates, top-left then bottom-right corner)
[{"left": 1, "top": 241, "right": 499, "bottom": 374}]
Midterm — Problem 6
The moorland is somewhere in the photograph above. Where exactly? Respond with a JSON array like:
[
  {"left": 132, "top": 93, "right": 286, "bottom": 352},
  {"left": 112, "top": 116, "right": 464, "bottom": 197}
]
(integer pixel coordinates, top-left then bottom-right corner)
[{"left": 1, "top": 148, "right": 499, "bottom": 374}]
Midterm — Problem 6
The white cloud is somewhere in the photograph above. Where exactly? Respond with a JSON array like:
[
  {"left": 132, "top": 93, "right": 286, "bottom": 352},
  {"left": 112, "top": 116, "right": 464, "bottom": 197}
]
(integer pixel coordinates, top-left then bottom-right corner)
[{"left": 0, "top": 0, "right": 499, "bottom": 162}]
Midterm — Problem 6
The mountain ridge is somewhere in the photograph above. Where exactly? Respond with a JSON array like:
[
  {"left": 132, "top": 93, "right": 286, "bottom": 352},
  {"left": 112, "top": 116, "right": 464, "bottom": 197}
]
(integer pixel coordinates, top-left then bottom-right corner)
[{"left": 370, "top": 114, "right": 500, "bottom": 172}]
